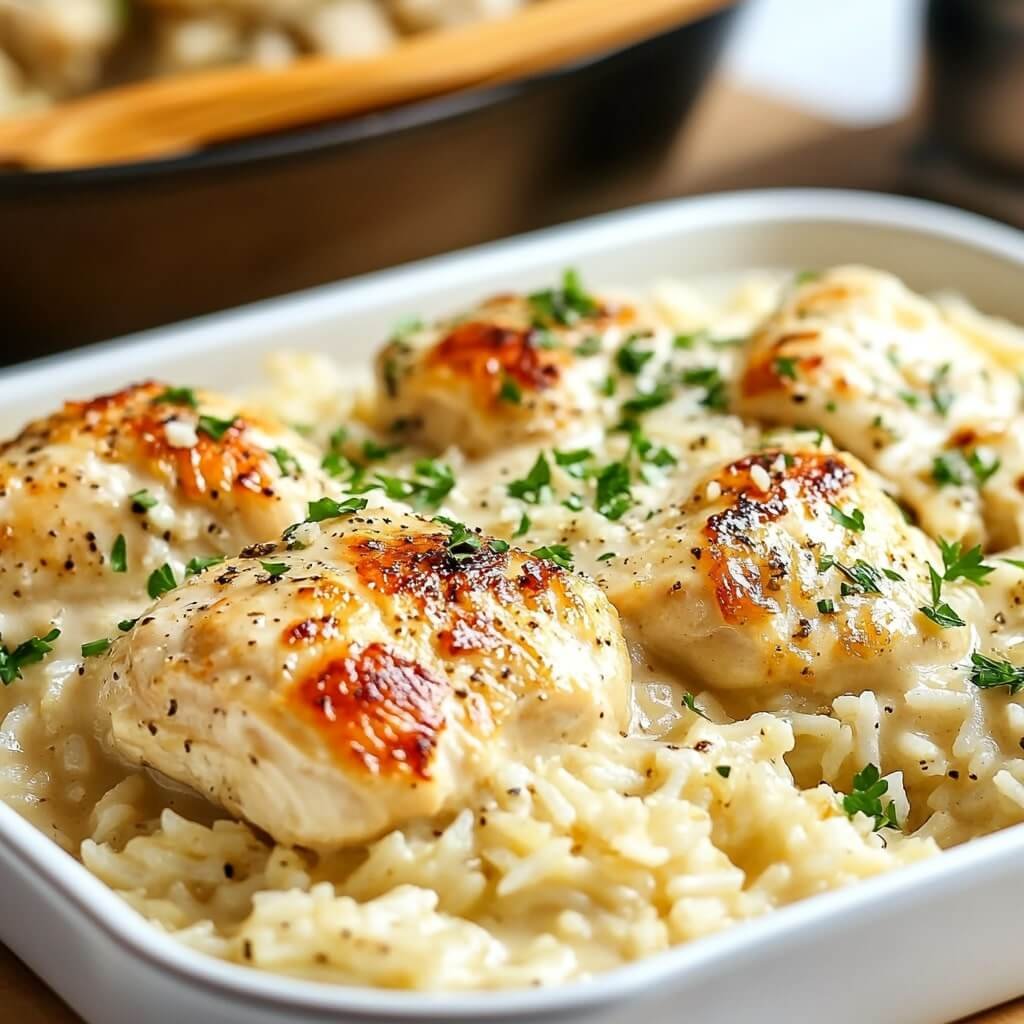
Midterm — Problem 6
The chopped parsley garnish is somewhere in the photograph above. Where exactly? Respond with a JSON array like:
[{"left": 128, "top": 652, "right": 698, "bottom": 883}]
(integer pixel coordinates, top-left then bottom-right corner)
[
  {"left": 196, "top": 414, "right": 236, "bottom": 441},
  {"left": 152, "top": 386, "right": 197, "bottom": 407},
  {"left": 512, "top": 513, "right": 531, "bottom": 538},
  {"left": 271, "top": 446, "right": 301, "bottom": 478},
  {"left": 130, "top": 489, "right": 158, "bottom": 512},
  {"left": 260, "top": 561, "right": 289, "bottom": 580},
  {"left": 305, "top": 496, "right": 369, "bottom": 523},
  {"left": 530, "top": 544, "right": 574, "bottom": 570},
  {"left": 917, "top": 535, "right": 987, "bottom": 624},
  {"left": 598, "top": 375, "right": 617, "bottom": 397},
  {"left": 110, "top": 534, "right": 127, "bottom": 573},
  {"left": 597, "top": 551, "right": 616, "bottom": 562},
  {"left": 898, "top": 391, "right": 920, "bottom": 409},
  {"left": 147, "top": 564, "right": 177, "bottom": 599},
  {"left": 673, "top": 332, "right": 700, "bottom": 350},
  {"left": 621, "top": 380, "right": 673, "bottom": 415},
  {"left": 967, "top": 450, "right": 1002, "bottom": 485},
  {"left": 615, "top": 334, "right": 655, "bottom": 375},
  {"left": 81, "top": 638, "right": 111, "bottom": 658},
  {"left": 0, "top": 628, "right": 60, "bottom": 685},
  {"left": 575, "top": 335, "right": 602, "bottom": 357},
  {"left": 553, "top": 448, "right": 593, "bottom": 478},
  {"left": 321, "top": 451, "right": 362, "bottom": 483},
  {"left": 682, "top": 692, "right": 709, "bottom": 720},
  {"left": 185, "top": 554, "right": 226, "bottom": 578},
  {"left": 498, "top": 376, "right": 523, "bottom": 404},
  {"left": 375, "top": 459, "right": 455, "bottom": 511},
  {"left": 930, "top": 363, "right": 953, "bottom": 416},
  {"left": 969, "top": 652, "right": 1024, "bottom": 694},
  {"left": 817, "top": 598, "right": 837, "bottom": 614},
  {"left": 1001, "top": 558, "right": 1024, "bottom": 571},
  {"left": 361, "top": 439, "right": 402, "bottom": 462},
  {"left": 794, "top": 270, "right": 819, "bottom": 285},
  {"left": 527, "top": 268, "right": 598, "bottom": 327},
  {"left": 595, "top": 461, "right": 632, "bottom": 520},
  {"left": 774, "top": 356, "right": 799, "bottom": 380},
  {"left": 932, "top": 449, "right": 1001, "bottom": 488},
  {"left": 937, "top": 538, "right": 995, "bottom": 586},
  {"left": 433, "top": 516, "right": 507, "bottom": 560},
  {"left": 681, "top": 366, "right": 727, "bottom": 412},
  {"left": 842, "top": 764, "right": 900, "bottom": 831},
  {"left": 117, "top": 618, "right": 138, "bottom": 633},
  {"left": 829, "top": 504, "right": 865, "bottom": 532},
  {"left": 390, "top": 315, "right": 423, "bottom": 340},
  {"left": 531, "top": 328, "right": 561, "bottom": 350},
  {"left": 715, "top": 765, "right": 732, "bottom": 778},
  {"left": 329, "top": 426, "right": 348, "bottom": 451},
  {"left": 833, "top": 560, "right": 883, "bottom": 595},
  {"left": 918, "top": 553, "right": 969, "bottom": 629},
  {"left": 628, "top": 425, "right": 676, "bottom": 471},
  {"left": 562, "top": 493, "right": 584, "bottom": 511},
  {"left": 507, "top": 454, "right": 552, "bottom": 504}
]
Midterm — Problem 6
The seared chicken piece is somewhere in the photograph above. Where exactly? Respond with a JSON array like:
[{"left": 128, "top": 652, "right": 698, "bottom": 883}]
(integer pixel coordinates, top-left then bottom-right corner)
[
  {"left": 0, "top": 381, "right": 333, "bottom": 624},
  {"left": 609, "top": 441, "right": 975, "bottom": 697},
  {"left": 95, "top": 510, "right": 630, "bottom": 849},
  {"left": 735, "top": 266, "right": 1022, "bottom": 548},
  {"left": 375, "top": 277, "right": 635, "bottom": 456}
]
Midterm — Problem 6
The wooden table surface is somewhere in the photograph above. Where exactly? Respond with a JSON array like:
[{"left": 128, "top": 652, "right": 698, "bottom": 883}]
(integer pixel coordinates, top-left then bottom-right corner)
[{"left": 2, "top": 75, "right": 1021, "bottom": 1024}]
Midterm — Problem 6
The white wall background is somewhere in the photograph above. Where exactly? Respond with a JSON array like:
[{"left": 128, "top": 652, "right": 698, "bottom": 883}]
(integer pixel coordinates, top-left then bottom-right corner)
[{"left": 722, "top": 0, "right": 926, "bottom": 124}]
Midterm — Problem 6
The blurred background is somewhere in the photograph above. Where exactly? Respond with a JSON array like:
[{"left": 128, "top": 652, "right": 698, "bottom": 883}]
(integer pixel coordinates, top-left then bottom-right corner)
[{"left": 0, "top": 0, "right": 1022, "bottom": 362}]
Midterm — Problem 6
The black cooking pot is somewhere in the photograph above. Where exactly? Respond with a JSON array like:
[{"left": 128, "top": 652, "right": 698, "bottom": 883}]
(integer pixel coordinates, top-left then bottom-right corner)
[{"left": 0, "top": 6, "right": 736, "bottom": 362}]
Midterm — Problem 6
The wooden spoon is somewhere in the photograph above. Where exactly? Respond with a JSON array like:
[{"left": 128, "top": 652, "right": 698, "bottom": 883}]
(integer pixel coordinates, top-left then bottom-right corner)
[{"left": 0, "top": 0, "right": 730, "bottom": 170}]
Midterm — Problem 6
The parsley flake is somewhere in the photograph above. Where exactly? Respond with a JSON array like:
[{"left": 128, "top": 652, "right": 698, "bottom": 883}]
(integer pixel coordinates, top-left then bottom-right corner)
[
  {"left": 829, "top": 505, "right": 865, "bottom": 532},
  {"left": 185, "top": 554, "right": 226, "bottom": 577},
  {"left": 530, "top": 544, "right": 574, "bottom": 570},
  {"left": 528, "top": 268, "right": 598, "bottom": 327},
  {"left": 774, "top": 356, "right": 799, "bottom": 380},
  {"left": 842, "top": 764, "right": 900, "bottom": 831},
  {"left": 969, "top": 652, "right": 1024, "bottom": 694},
  {"left": 615, "top": 334, "right": 655, "bottom": 375},
  {"left": 682, "top": 692, "right": 709, "bottom": 720},
  {"left": 147, "top": 564, "right": 177, "bottom": 599},
  {"left": 130, "top": 489, "right": 158, "bottom": 512},
  {"left": 260, "top": 561, "right": 289, "bottom": 580},
  {"left": 375, "top": 459, "right": 455, "bottom": 511},
  {"left": 715, "top": 765, "right": 732, "bottom": 778},
  {"left": 196, "top": 414, "right": 236, "bottom": 441},
  {"left": 152, "top": 386, "right": 197, "bottom": 407},
  {"left": 81, "top": 638, "right": 111, "bottom": 658},
  {"left": 595, "top": 461, "right": 632, "bottom": 520},
  {"left": 305, "top": 496, "right": 369, "bottom": 523},
  {"left": 498, "top": 376, "right": 523, "bottom": 404},
  {"left": 0, "top": 628, "right": 60, "bottom": 685},
  {"left": 111, "top": 534, "right": 127, "bottom": 573},
  {"left": 508, "top": 454, "right": 552, "bottom": 504},
  {"left": 271, "top": 446, "right": 302, "bottom": 478}
]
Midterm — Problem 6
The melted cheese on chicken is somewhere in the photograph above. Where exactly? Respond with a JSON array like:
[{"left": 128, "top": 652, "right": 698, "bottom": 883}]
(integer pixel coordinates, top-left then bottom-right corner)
[
  {"left": 93, "top": 511, "right": 630, "bottom": 849},
  {"left": 0, "top": 380, "right": 337, "bottom": 645},
  {"left": 607, "top": 441, "right": 975, "bottom": 698},
  {"left": 735, "top": 266, "right": 1023, "bottom": 548},
  {"left": 374, "top": 288, "right": 636, "bottom": 455}
]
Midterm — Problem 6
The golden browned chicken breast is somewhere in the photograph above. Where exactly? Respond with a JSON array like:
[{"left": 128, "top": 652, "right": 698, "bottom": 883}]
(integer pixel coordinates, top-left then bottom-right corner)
[
  {"left": 94, "top": 508, "right": 631, "bottom": 849},
  {"left": 375, "top": 273, "right": 637, "bottom": 455},
  {"left": 608, "top": 440, "right": 976, "bottom": 698},
  {"left": 735, "top": 266, "right": 1023, "bottom": 549},
  {"left": 0, "top": 380, "right": 335, "bottom": 636}
]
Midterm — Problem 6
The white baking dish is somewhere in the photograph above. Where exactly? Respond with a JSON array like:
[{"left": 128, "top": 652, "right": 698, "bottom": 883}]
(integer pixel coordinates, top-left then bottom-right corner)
[{"left": 3, "top": 190, "right": 1024, "bottom": 1024}]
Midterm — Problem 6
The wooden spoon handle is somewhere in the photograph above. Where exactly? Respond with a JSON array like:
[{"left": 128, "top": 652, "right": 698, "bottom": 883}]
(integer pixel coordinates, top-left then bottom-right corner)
[{"left": 0, "top": 0, "right": 728, "bottom": 170}]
